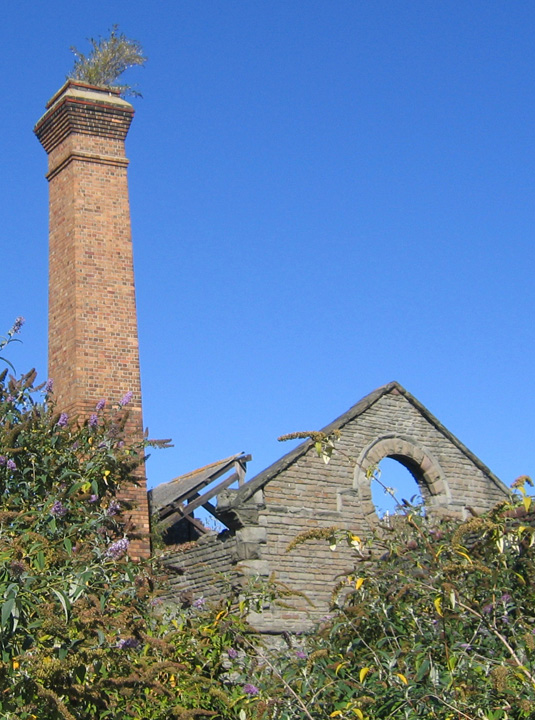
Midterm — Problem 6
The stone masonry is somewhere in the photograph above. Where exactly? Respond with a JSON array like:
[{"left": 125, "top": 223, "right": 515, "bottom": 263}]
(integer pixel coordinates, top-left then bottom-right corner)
[
  {"left": 34, "top": 81, "right": 150, "bottom": 556},
  {"left": 160, "top": 382, "right": 509, "bottom": 632}
]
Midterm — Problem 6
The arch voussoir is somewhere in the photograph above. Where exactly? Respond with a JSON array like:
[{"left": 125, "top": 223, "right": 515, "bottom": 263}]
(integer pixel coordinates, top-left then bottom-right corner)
[{"left": 354, "top": 433, "right": 451, "bottom": 517}]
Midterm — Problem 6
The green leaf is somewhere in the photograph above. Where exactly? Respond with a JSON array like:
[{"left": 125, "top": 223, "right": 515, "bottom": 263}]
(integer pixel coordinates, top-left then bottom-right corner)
[
  {"left": 11, "top": 601, "right": 19, "bottom": 633},
  {"left": 415, "top": 658, "right": 430, "bottom": 682},
  {"left": 52, "top": 588, "right": 71, "bottom": 622},
  {"left": 66, "top": 480, "right": 85, "bottom": 496},
  {"left": 1, "top": 598, "right": 14, "bottom": 630}
]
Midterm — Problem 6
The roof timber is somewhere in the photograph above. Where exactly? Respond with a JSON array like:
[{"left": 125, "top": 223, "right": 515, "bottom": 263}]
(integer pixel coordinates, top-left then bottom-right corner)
[{"left": 149, "top": 452, "right": 251, "bottom": 534}]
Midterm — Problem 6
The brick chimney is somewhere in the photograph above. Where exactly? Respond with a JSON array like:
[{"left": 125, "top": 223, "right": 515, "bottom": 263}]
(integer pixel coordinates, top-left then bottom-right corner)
[{"left": 35, "top": 80, "right": 150, "bottom": 556}]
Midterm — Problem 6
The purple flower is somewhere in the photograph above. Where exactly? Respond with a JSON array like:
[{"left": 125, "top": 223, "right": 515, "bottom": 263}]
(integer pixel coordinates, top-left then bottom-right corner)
[
  {"left": 6, "top": 396, "right": 14, "bottom": 403},
  {"left": 9, "top": 560, "right": 26, "bottom": 577},
  {"left": 227, "top": 648, "right": 238, "bottom": 659},
  {"left": 57, "top": 413, "right": 68, "bottom": 427},
  {"left": 51, "top": 500, "right": 67, "bottom": 517},
  {"left": 96, "top": 398, "right": 106, "bottom": 411},
  {"left": 295, "top": 650, "right": 307, "bottom": 659},
  {"left": 89, "top": 413, "right": 98, "bottom": 428},
  {"left": 11, "top": 317, "right": 24, "bottom": 334},
  {"left": 243, "top": 684, "right": 259, "bottom": 696},
  {"left": 89, "top": 494, "right": 99, "bottom": 503},
  {"left": 117, "top": 637, "right": 140, "bottom": 650},
  {"left": 482, "top": 603, "right": 494, "bottom": 615},
  {"left": 193, "top": 596, "right": 205, "bottom": 609},
  {"left": 459, "top": 643, "right": 472, "bottom": 651},
  {"left": 501, "top": 593, "right": 512, "bottom": 603},
  {"left": 0, "top": 456, "right": 7, "bottom": 466},
  {"left": 106, "top": 500, "right": 121, "bottom": 517},
  {"left": 6, "top": 459, "right": 16, "bottom": 471},
  {"left": 105, "top": 538, "right": 129, "bottom": 559},
  {"left": 119, "top": 391, "right": 133, "bottom": 407},
  {"left": 45, "top": 378, "right": 54, "bottom": 393}
]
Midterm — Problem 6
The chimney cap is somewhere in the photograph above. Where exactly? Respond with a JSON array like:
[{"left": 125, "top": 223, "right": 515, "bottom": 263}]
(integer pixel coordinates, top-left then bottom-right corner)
[
  {"left": 34, "top": 79, "right": 134, "bottom": 154},
  {"left": 45, "top": 79, "right": 132, "bottom": 110}
]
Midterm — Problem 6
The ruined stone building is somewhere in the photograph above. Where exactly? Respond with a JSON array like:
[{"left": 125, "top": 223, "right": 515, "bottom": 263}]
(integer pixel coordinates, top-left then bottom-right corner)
[
  {"left": 150, "top": 381, "right": 508, "bottom": 632},
  {"left": 35, "top": 80, "right": 508, "bottom": 631}
]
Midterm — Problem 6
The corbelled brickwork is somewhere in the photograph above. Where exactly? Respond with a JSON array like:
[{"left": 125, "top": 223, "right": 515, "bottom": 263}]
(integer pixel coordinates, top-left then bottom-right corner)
[
  {"left": 35, "top": 80, "right": 150, "bottom": 556},
  {"left": 162, "top": 383, "right": 508, "bottom": 631}
]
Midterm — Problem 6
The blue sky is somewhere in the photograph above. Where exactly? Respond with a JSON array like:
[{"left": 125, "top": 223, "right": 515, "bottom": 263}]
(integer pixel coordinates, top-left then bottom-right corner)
[{"left": 0, "top": 2, "right": 533, "bottom": 502}]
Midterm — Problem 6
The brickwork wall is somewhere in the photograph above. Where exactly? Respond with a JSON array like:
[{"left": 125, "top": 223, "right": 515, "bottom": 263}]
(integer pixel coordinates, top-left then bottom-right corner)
[{"left": 35, "top": 81, "right": 149, "bottom": 556}]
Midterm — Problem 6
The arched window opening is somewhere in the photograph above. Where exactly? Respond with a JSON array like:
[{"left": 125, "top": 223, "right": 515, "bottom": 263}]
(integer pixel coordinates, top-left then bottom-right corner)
[{"left": 371, "top": 457, "right": 423, "bottom": 518}]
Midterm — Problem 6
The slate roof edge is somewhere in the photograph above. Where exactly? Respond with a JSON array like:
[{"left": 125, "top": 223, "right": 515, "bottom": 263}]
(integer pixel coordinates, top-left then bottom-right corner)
[
  {"left": 149, "top": 452, "right": 248, "bottom": 511},
  {"left": 231, "top": 381, "right": 400, "bottom": 505},
  {"left": 396, "top": 385, "right": 508, "bottom": 496},
  {"left": 230, "top": 381, "right": 508, "bottom": 506}
]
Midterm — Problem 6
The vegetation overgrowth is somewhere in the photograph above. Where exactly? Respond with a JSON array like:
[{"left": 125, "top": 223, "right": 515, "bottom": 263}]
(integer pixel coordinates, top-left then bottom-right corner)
[
  {"left": 68, "top": 26, "right": 146, "bottom": 97},
  {"left": 0, "top": 323, "right": 263, "bottom": 718},
  {"left": 0, "top": 321, "right": 533, "bottom": 719}
]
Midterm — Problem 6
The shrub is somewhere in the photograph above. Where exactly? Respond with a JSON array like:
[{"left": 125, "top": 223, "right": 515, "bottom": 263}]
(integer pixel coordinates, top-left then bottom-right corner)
[
  {"left": 243, "top": 481, "right": 535, "bottom": 720},
  {"left": 0, "top": 326, "right": 260, "bottom": 719},
  {"left": 1, "top": 323, "right": 533, "bottom": 720},
  {"left": 68, "top": 26, "right": 146, "bottom": 97}
]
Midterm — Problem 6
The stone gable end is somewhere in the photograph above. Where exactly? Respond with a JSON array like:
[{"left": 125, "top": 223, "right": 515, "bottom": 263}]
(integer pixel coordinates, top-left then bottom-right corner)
[{"left": 160, "top": 384, "right": 508, "bottom": 632}]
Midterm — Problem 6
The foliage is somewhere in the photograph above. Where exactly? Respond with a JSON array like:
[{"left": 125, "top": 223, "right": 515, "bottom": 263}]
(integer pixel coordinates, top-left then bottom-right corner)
[
  {"left": 0, "top": 316, "right": 25, "bottom": 372},
  {"left": 2, "top": 326, "right": 534, "bottom": 720},
  {"left": 241, "top": 480, "right": 535, "bottom": 720},
  {"left": 0, "top": 331, "right": 264, "bottom": 719},
  {"left": 68, "top": 26, "right": 146, "bottom": 97}
]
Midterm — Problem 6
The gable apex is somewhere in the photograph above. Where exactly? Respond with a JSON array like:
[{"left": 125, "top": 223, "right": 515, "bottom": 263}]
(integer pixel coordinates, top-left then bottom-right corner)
[{"left": 231, "top": 381, "right": 506, "bottom": 505}]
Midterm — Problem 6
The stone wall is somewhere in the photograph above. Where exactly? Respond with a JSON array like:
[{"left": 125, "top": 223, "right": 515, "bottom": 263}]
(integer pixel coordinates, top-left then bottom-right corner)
[
  {"left": 161, "top": 384, "right": 507, "bottom": 632},
  {"left": 160, "top": 533, "right": 239, "bottom": 604}
]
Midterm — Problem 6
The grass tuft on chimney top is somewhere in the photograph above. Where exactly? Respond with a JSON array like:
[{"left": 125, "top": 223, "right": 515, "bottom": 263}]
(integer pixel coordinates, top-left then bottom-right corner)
[{"left": 68, "top": 24, "right": 146, "bottom": 97}]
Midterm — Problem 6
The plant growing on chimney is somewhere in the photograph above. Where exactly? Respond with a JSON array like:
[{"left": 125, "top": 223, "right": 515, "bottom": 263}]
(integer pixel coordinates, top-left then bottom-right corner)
[{"left": 68, "top": 25, "right": 146, "bottom": 97}]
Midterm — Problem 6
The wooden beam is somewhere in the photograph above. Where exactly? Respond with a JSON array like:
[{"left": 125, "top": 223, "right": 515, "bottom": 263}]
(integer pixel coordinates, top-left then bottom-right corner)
[
  {"left": 158, "top": 506, "right": 209, "bottom": 534},
  {"left": 181, "top": 472, "right": 240, "bottom": 515}
]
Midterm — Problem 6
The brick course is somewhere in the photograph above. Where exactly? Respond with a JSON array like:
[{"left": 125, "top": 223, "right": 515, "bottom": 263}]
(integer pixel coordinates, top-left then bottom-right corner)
[{"left": 35, "top": 81, "right": 150, "bottom": 557}]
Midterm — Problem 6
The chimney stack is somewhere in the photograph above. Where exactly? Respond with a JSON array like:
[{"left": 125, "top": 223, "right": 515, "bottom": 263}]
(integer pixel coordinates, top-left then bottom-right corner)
[{"left": 35, "top": 80, "right": 150, "bottom": 555}]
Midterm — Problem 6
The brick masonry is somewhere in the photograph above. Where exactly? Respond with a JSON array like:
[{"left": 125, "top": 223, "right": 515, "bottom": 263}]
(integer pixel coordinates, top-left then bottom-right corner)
[
  {"left": 162, "top": 383, "right": 509, "bottom": 632},
  {"left": 35, "top": 81, "right": 150, "bottom": 557}
]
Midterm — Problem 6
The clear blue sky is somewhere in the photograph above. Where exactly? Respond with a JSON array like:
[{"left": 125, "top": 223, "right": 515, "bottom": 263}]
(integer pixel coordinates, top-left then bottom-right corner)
[{"left": 1, "top": 2, "right": 533, "bottom": 500}]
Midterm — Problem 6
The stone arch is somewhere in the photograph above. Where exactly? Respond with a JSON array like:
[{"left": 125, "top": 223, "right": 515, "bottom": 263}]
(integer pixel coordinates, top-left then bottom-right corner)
[{"left": 353, "top": 433, "right": 451, "bottom": 518}]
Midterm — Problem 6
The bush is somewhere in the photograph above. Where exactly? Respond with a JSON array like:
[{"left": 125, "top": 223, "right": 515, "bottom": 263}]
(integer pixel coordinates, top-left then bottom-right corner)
[
  {"left": 1, "top": 323, "right": 533, "bottom": 720},
  {"left": 68, "top": 26, "right": 146, "bottom": 97},
  {"left": 0, "top": 325, "right": 262, "bottom": 719},
  {"left": 243, "top": 481, "right": 535, "bottom": 720}
]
